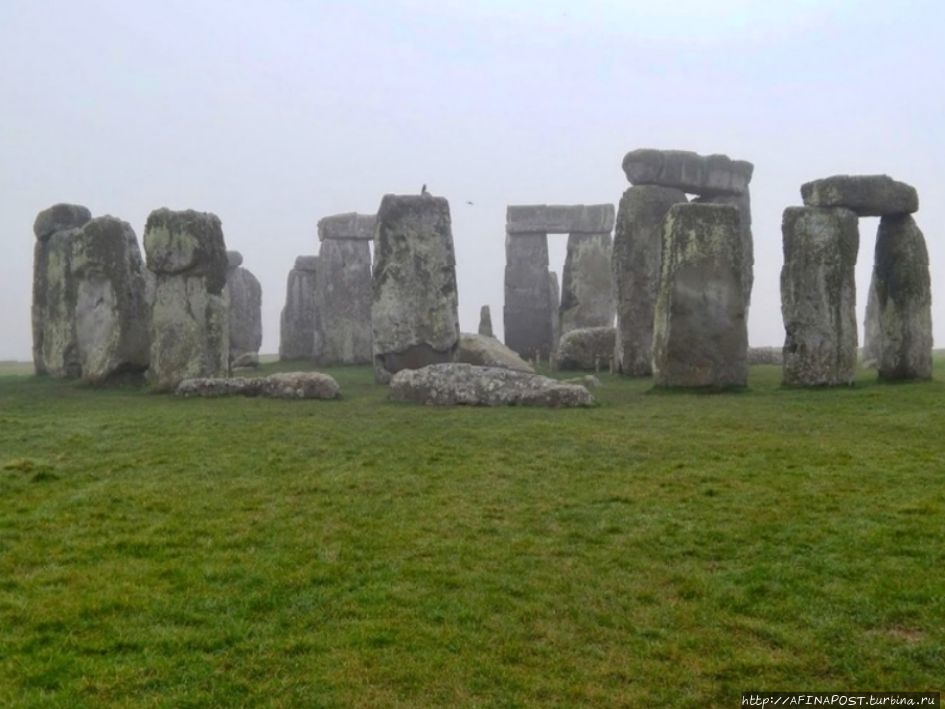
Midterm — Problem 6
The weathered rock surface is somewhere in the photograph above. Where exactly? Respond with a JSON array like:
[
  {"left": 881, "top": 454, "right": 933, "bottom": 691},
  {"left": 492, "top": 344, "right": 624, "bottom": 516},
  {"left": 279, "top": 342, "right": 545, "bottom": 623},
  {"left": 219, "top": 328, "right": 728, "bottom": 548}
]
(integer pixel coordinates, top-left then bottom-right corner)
[
  {"left": 145, "top": 208, "right": 229, "bottom": 392},
  {"left": 503, "top": 232, "right": 554, "bottom": 359},
  {"left": 317, "top": 212, "right": 376, "bottom": 241},
  {"left": 747, "top": 347, "right": 783, "bottom": 365},
  {"left": 33, "top": 203, "right": 92, "bottom": 241},
  {"left": 279, "top": 256, "right": 318, "bottom": 360},
  {"left": 862, "top": 281, "right": 881, "bottom": 368},
  {"left": 695, "top": 190, "right": 754, "bottom": 306},
  {"left": 800, "top": 175, "right": 918, "bottom": 217},
  {"left": 780, "top": 206, "right": 859, "bottom": 386},
  {"left": 32, "top": 226, "right": 81, "bottom": 376},
  {"left": 372, "top": 194, "right": 460, "bottom": 382},
  {"left": 506, "top": 204, "right": 615, "bottom": 234},
  {"left": 653, "top": 204, "right": 748, "bottom": 388},
  {"left": 71, "top": 216, "right": 151, "bottom": 382},
  {"left": 313, "top": 239, "right": 372, "bottom": 365},
  {"left": 389, "top": 363, "right": 594, "bottom": 407},
  {"left": 556, "top": 327, "right": 616, "bottom": 371},
  {"left": 559, "top": 232, "right": 614, "bottom": 334},
  {"left": 176, "top": 371, "right": 340, "bottom": 399},
  {"left": 548, "top": 271, "right": 561, "bottom": 355},
  {"left": 622, "top": 149, "right": 753, "bottom": 197},
  {"left": 612, "top": 185, "right": 687, "bottom": 376},
  {"left": 456, "top": 333, "right": 534, "bottom": 372},
  {"left": 478, "top": 305, "right": 493, "bottom": 337},
  {"left": 225, "top": 252, "right": 262, "bottom": 368},
  {"left": 868, "top": 215, "right": 932, "bottom": 380}
]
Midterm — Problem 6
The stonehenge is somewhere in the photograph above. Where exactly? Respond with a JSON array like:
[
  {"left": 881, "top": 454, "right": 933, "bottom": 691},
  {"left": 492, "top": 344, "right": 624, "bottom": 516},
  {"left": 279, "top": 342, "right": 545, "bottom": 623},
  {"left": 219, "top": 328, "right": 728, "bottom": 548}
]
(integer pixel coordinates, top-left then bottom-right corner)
[
  {"left": 279, "top": 256, "right": 319, "bottom": 360},
  {"left": 313, "top": 213, "right": 374, "bottom": 365},
  {"left": 371, "top": 194, "right": 460, "bottom": 383},
  {"left": 225, "top": 250, "right": 263, "bottom": 368},
  {"left": 503, "top": 204, "right": 615, "bottom": 360},
  {"left": 144, "top": 208, "right": 229, "bottom": 392},
  {"left": 614, "top": 149, "right": 754, "bottom": 377},
  {"left": 652, "top": 203, "right": 748, "bottom": 389},
  {"left": 32, "top": 204, "right": 150, "bottom": 383}
]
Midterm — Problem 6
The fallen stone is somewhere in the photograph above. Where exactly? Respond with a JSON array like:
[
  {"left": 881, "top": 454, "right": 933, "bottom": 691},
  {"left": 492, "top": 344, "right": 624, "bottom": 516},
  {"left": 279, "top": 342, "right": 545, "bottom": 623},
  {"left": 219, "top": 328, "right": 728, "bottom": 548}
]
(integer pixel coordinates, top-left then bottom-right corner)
[
  {"left": 279, "top": 256, "right": 318, "bottom": 360},
  {"left": 506, "top": 204, "right": 615, "bottom": 234},
  {"left": 372, "top": 194, "right": 460, "bottom": 382},
  {"left": 176, "top": 371, "right": 340, "bottom": 399},
  {"left": 622, "top": 149, "right": 753, "bottom": 196},
  {"left": 869, "top": 214, "right": 932, "bottom": 380},
  {"left": 33, "top": 203, "right": 92, "bottom": 241},
  {"left": 456, "top": 333, "right": 534, "bottom": 372},
  {"left": 317, "top": 212, "right": 376, "bottom": 241},
  {"left": 478, "top": 305, "right": 494, "bottom": 337},
  {"left": 559, "top": 232, "right": 614, "bottom": 334},
  {"left": 563, "top": 374, "right": 601, "bottom": 389},
  {"left": 176, "top": 377, "right": 262, "bottom": 397},
  {"left": 312, "top": 238, "right": 372, "bottom": 365},
  {"left": 653, "top": 203, "right": 748, "bottom": 388},
  {"left": 612, "top": 185, "right": 687, "bottom": 376},
  {"left": 556, "top": 326, "right": 616, "bottom": 371},
  {"left": 800, "top": 175, "right": 918, "bottom": 217},
  {"left": 780, "top": 206, "right": 859, "bottom": 386},
  {"left": 389, "top": 363, "right": 594, "bottom": 407}
]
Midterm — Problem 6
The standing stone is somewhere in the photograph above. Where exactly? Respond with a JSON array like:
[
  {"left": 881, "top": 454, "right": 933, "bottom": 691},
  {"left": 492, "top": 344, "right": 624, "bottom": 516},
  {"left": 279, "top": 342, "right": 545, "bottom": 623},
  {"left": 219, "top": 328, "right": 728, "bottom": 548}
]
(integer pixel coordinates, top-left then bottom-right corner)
[
  {"left": 372, "top": 194, "right": 460, "bottom": 382},
  {"left": 478, "top": 305, "right": 494, "bottom": 337},
  {"left": 225, "top": 251, "right": 263, "bottom": 368},
  {"left": 313, "top": 239, "right": 373, "bottom": 365},
  {"left": 612, "top": 185, "right": 687, "bottom": 376},
  {"left": 144, "top": 208, "right": 229, "bottom": 392},
  {"left": 503, "top": 232, "right": 553, "bottom": 360},
  {"left": 559, "top": 232, "right": 615, "bottom": 334},
  {"left": 695, "top": 190, "right": 754, "bottom": 306},
  {"left": 32, "top": 204, "right": 91, "bottom": 376},
  {"left": 869, "top": 215, "right": 932, "bottom": 380},
  {"left": 780, "top": 207, "right": 859, "bottom": 386},
  {"left": 279, "top": 256, "right": 319, "bottom": 360},
  {"left": 548, "top": 271, "right": 560, "bottom": 355},
  {"left": 862, "top": 283, "right": 881, "bottom": 368},
  {"left": 71, "top": 216, "right": 150, "bottom": 383},
  {"left": 653, "top": 204, "right": 748, "bottom": 388}
]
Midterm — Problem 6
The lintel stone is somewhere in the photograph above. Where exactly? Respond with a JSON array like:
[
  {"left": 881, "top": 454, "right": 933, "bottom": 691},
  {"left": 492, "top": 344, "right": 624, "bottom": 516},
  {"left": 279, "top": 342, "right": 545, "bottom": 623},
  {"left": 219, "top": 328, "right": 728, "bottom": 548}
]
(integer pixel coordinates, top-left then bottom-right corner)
[
  {"left": 506, "top": 204, "right": 615, "bottom": 235},
  {"left": 317, "top": 212, "right": 377, "bottom": 241}
]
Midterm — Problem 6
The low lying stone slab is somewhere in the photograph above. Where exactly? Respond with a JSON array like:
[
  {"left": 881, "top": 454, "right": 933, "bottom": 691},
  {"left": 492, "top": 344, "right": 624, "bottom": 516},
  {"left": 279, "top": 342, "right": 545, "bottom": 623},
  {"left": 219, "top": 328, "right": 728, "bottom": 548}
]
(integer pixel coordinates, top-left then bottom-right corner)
[
  {"left": 317, "top": 213, "right": 376, "bottom": 241},
  {"left": 622, "top": 149, "right": 753, "bottom": 196},
  {"left": 456, "top": 333, "right": 534, "bottom": 372},
  {"left": 176, "top": 372, "right": 340, "bottom": 399},
  {"left": 389, "top": 363, "right": 594, "bottom": 407},
  {"left": 800, "top": 175, "right": 918, "bottom": 216},
  {"left": 506, "top": 204, "right": 615, "bottom": 234},
  {"left": 556, "top": 327, "right": 616, "bottom": 371}
]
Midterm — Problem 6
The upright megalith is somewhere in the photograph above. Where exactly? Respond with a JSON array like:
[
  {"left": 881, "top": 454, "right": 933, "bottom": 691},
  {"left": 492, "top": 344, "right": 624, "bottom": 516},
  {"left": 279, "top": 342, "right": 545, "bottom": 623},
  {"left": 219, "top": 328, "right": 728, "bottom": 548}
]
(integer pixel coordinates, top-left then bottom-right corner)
[
  {"left": 371, "top": 194, "right": 460, "bottom": 383},
  {"left": 560, "top": 231, "right": 615, "bottom": 334},
  {"left": 652, "top": 203, "right": 748, "bottom": 389},
  {"left": 313, "top": 214, "right": 375, "bottom": 365},
  {"left": 478, "top": 305, "right": 494, "bottom": 337},
  {"left": 780, "top": 207, "right": 859, "bottom": 386},
  {"left": 612, "top": 185, "right": 687, "bottom": 375},
  {"left": 31, "top": 203, "right": 91, "bottom": 376},
  {"left": 868, "top": 215, "right": 932, "bottom": 380},
  {"left": 224, "top": 250, "right": 262, "bottom": 368},
  {"left": 503, "top": 204, "right": 614, "bottom": 359},
  {"left": 144, "top": 208, "right": 229, "bottom": 392},
  {"left": 548, "top": 270, "right": 561, "bottom": 354},
  {"left": 279, "top": 256, "right": 319, "bottom": 360}
]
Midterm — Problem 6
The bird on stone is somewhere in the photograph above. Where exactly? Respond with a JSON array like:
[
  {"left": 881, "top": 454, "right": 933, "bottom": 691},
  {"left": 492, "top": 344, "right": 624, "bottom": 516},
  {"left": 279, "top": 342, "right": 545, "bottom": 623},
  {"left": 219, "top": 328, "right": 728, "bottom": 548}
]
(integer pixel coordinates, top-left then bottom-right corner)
[{"left": 421, "top": 184, "right": 428, "bottom": 195}]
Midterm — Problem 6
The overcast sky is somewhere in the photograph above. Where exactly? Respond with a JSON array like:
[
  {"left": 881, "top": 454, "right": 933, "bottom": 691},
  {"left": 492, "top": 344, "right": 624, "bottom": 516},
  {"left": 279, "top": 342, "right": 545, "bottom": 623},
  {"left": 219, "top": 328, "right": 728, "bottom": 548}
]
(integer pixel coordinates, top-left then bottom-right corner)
[{"left": 1, "top": 0, "right": 942, "bottom": 360}]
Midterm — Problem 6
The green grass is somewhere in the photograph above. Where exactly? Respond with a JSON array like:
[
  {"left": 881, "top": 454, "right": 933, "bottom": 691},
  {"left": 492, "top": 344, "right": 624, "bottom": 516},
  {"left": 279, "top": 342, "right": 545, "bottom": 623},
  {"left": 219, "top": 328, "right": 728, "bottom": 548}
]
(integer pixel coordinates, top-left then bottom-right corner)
[{"left": 0, "top": 359, "right": 943, "bottom": 707}]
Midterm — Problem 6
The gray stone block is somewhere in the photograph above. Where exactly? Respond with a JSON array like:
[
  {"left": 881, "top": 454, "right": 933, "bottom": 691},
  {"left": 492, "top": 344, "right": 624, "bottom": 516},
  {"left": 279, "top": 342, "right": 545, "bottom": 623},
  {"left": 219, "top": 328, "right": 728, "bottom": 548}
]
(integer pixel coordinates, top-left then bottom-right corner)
[
  {"left": 622, "top": 149, "right": 753, "bottom": 196},
  {"left": 313, "top": 239, "right": 373, "bottom": 365},
  {"left": 457, "top": 333, "right": 533, "bottom": 372},
  {"left": 225, "top": 260, "right": 262, "bottom": 368},
  {"left": 559, "top": 232, "right": 615, "bottom": 335},
  {"left": 279, "top": 256, "right": 318, "bottom": 360},
  {"left": 503, "top": 232, "right": 554, "bottom": 359},
  {"left": 556, "top": 326, "right": 616, "bottom": 371},
  {"left": 800, "top": 175, "right": 918, "bottom": 217},
  {"left": 317, "top": 212, "right": 376, "bottom": 241},
  {"left": 33, "top": 203, "right": 92, "bottom": 241},
  {"left": 478, "top": 305, "right": 493, "bottom": 337},
  {"left": 506, "top": 204, "right": 615, "bottom": 234}
]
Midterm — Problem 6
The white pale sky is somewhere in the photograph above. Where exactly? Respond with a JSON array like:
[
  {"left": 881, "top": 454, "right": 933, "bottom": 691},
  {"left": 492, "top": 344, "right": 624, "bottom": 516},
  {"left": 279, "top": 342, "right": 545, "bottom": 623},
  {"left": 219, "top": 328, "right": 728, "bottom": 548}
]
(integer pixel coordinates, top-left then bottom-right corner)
[{"left": 1, "top": 0, "right": 942, "bottom": 360}]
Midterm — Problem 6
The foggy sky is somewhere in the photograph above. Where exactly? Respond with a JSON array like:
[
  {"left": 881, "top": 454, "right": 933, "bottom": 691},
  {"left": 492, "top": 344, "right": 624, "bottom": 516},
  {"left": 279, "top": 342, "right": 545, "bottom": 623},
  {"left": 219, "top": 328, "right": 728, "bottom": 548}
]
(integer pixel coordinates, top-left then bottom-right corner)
[{"left": 1, "top": 0, "right": 942, "bottom": 361}]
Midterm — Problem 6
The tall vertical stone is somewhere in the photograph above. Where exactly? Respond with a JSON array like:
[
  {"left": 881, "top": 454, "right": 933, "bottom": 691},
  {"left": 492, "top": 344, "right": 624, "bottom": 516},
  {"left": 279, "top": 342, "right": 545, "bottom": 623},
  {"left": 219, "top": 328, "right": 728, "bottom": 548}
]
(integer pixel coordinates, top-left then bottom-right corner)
[
  {"left": 71, "top": 216, "right": 150, "bottom": 383},
  {"left": 780, "top": 206, "right": 859, "bottom": 386},
  {"left": 869, "top": 214, "right": 932, "bottom": 380},
  {"left": 612, "top": 185, "right": 687, "bottom": 376},
  {"left": 313, "top": 239, "right": 373, "bottom": 365},
  {"left": 696, "top": 190, "right": 754, "bottom": 306},
  {"left": 372, "top": 194, "right": 460, "bottom": 383},
  {"left": 144, "top": 209, "right": 229, "bottom": 392},
  {"left": 653, "top": 204, "right": 748, "bottom": 388},
  {"left": 503, "top": 232, "right": 553, "bottom": 359},
  {"left": 478, "top": 305, "right": 494, "bottom": 337},
  {"left": 279, "top": 256, "right": 318, "bottom": 360},
  {"left": 559, "top": 232, "right": 614, "bottom": 334},
  {"left": 225, "top": 251, "right": 263, "bottom": 368},
  {"left": 862, "top": 282, "right": 881, "bottom": 368},
  {"left": 548, "top": 271, "right": 560, "bottom": 355}
]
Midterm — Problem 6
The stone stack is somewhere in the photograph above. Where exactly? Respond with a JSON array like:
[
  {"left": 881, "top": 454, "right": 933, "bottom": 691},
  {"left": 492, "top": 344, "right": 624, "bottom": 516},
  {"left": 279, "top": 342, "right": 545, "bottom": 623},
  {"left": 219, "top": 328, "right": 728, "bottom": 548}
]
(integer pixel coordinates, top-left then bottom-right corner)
[
  {"left": 784, "top": 174, "right": 929, "bottom": 383},
  {"left": 144, "top": 208, "right": 229, "bottom": 392},
  {"left": 224, "top": 251, "right": 262, "bottom": 368},
  {"left": 614, "top": 149, "right": 753, "bottom": 376},
  {"left": 503, "top": 204, "right": 614, "bottom": 360},
  {"left": 652, "top": 203, "right": 748, "bottom": 389},
  {"left": 313, "top": 213, "right": 375, "bottom": 365},
  {"left": 371, "top": 194, "right": 460, "bottom": 383},
  {"left": 279, "top": 256, "right": 319, "bottom": 360},
  {"left": 32, "top": 204, "right": 150, "bottom": 383}
]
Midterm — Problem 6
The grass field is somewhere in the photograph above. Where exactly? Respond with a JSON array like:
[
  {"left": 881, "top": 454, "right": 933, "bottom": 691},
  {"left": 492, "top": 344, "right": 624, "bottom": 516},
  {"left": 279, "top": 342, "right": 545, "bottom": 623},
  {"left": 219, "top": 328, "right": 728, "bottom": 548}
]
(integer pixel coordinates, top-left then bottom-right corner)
[{"left": 0, "top": 359, "right": 943, "bottom": 707}]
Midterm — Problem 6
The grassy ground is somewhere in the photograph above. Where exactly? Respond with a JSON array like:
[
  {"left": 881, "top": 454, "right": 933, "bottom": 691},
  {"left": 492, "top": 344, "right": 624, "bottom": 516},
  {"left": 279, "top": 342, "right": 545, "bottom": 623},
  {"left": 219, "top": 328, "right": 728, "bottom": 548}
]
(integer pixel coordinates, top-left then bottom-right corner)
[{"left": 0, "top": 359, "right": 942, "bottom": 707}]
